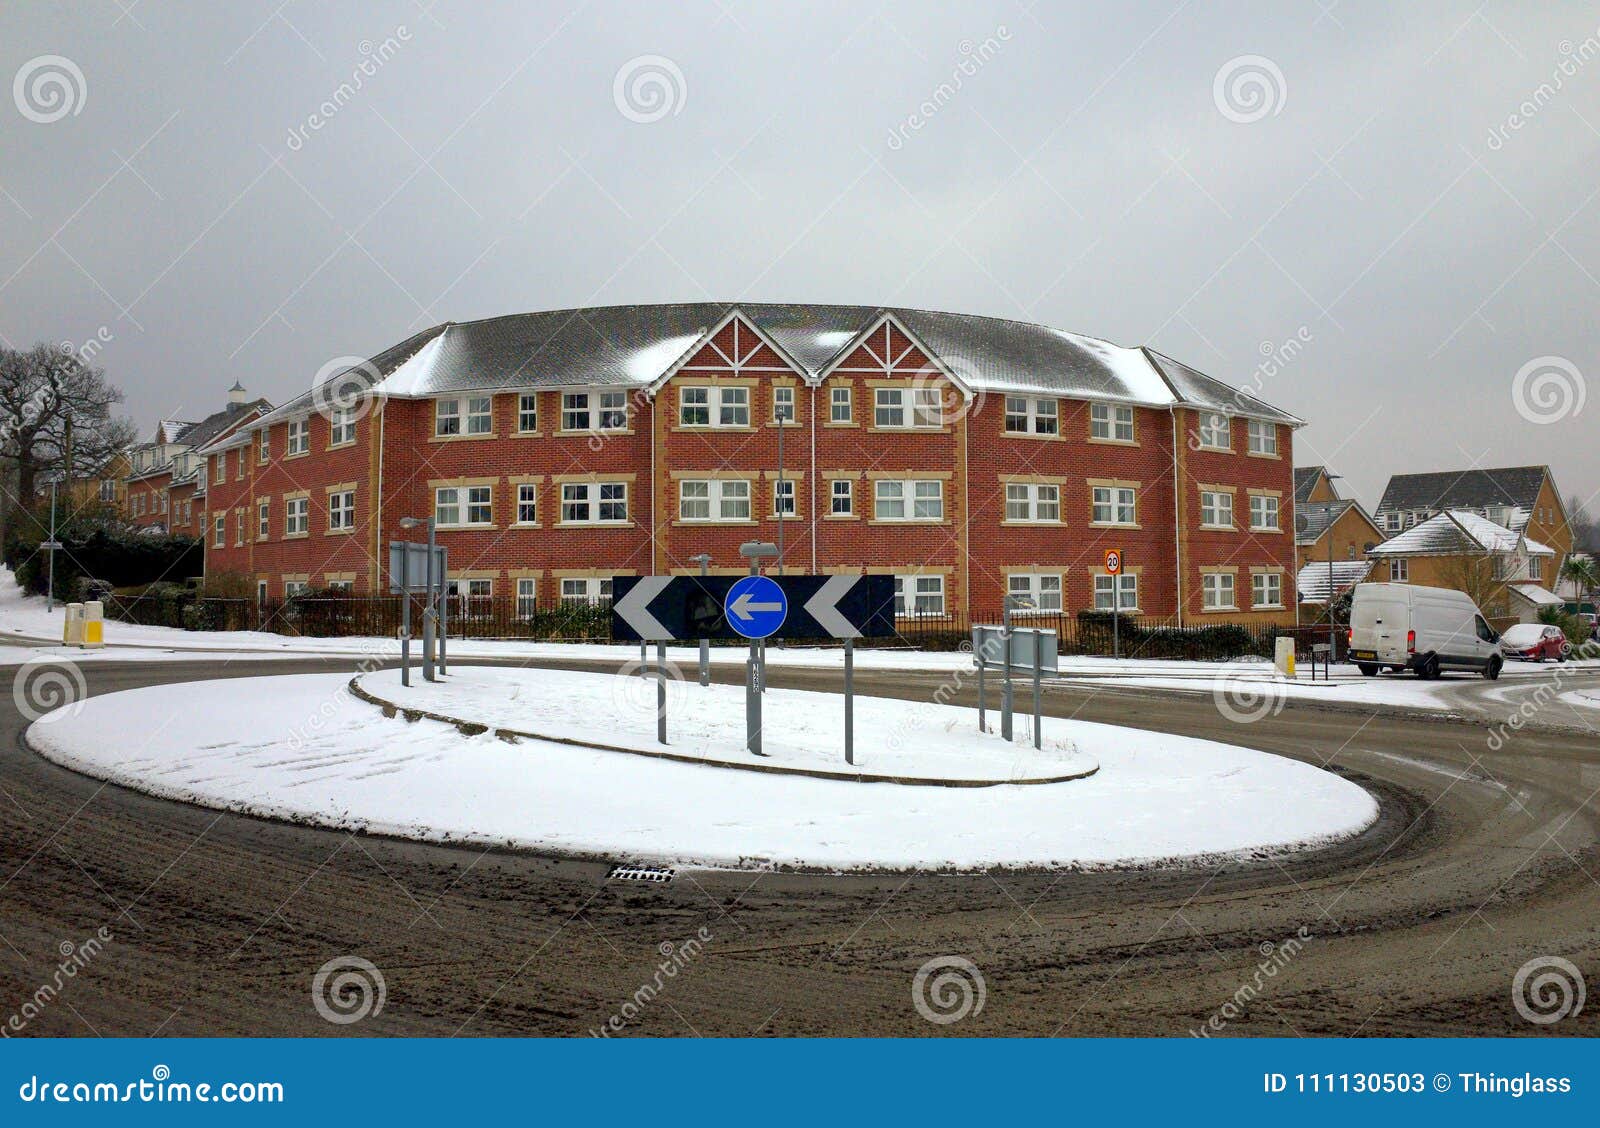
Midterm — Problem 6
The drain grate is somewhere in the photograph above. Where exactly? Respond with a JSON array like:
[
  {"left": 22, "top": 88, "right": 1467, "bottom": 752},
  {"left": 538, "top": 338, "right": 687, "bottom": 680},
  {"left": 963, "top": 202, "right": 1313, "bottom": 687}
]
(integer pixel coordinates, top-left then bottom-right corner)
[{"left": 608, "top": 864, "right": 676, "bottom": 884}]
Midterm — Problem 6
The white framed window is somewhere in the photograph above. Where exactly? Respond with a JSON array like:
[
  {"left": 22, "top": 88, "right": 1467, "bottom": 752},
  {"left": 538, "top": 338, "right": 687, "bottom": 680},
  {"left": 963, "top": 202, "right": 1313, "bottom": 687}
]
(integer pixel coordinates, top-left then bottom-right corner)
[
  {"left": 894, "top": 575, "right": 946, "bottom": 617},
  {"left": 773, "top": 385, "right": 796, "bottom": 423},
  {"left": 560, "top": 482, "right": 629, "bottom": 524},
  {"left": 448, "top": 578, "right": 493, "bottom": 602},
  {"left": 1004, "top": 396, "right": 1059, "bottom": 435},
  {"left": 830, "top": 386, "right": 852, "bottom": 423},
  {"left": 236, "top": 448, "right": 245, "bottom": 479},
  {"left": 1197, "top": 413, "right": 1232, "bottom": 450},
  {"left": 284, "top": 580, "right": 308, "bottom": 598},
  {"left": 1201, "top": 572, "right": 1237, "bottom": 610},
  {"left": 516, "top": 578, "right": 539, "bottom": 618},
  {"left": 1384, "top": 511, "right": 1402, "bottom": 532},
  {"left": 563, "top": 390, "right": 628, "bottom": 432},
  {"left": 235, "top": 509, "right": 246, "bottom": 545},
  {"left": 330, "top": 407, "right": 357, "bottom": 446},
  {"left": 874, "top": 479, "right": 943, "bottom": 521},
  {"left": 1007, "top": 573, "right": 1063, "bottom": 613},
  {"left": 328, "top": 490, "right": 355, "bottom": 531},
  {"left": 1390, "top": 557, "right": 1409, "bottom": 582},
  {"left": 325, "top": 580, "right": 353, "bottom": 592},
  {"left": 1247, "top": 420, "right": 1278, "bottom": 456},
  {"left": 436, "top": 485, "right": 493, "bottom": 527},
  {"left": 679, "top": 479, "right": 750, "bottom": 522},
  {"left": 257, "top": 500, "right": 270, "bottom": 539},
  {"left": 1005, "top": 482, "right": 1061, "bottom": 523},
  {"left": 515, "top": 484, "right": 538, "bottom": 525},
  {"left": 286, "top": 497, "right": 309, "bottom": 536},
  {"left": 213, "top": 515, "right": 225, "bottom": 547},
  {"left": 560, "top": 577, "right": 612, "bottom": 605},
  {"left": 1249, "top": 494, "right": 1280, "bottom": 531},
  {"left": 773, "top": 478, "right": 796, "bottom": 516},
  {"left": 1094, "top": 573, "right": 1139, "bottom": 611},
  {"left": 99, "top": 480, "right": 115, "bottom": 502},
  {"left": 214, "top": 456, "right": 226, "bottom": 484},
  {"left": 1090, "top": 402, "right": 1135, "bottom": 442},
  {"left": 1530, "top": 555, "right": 1543, "bottom": 580},
  {"left": 1091, "top": 485, "right": 1137, "bottom": 526},
  {"left": 435, "top": 396, "right": 492, "bottom": 436},
  {"left": 518, "top": 394, "right": 538, "bottom": 433},
  {"left": 1200, "top": 490, "right": 1234, "bottom": 528},
  {"left": 874, "top": 386, "right": 941, "bottom": 428},
  {"left": 830, "top": 479, "right": 853, "bottom": 515},
  {"left": 287, "top": 418, "right": 309, "bottom": 455},
  {"left": 678, "top": 385, "right": 749, "bottom": 428},
  {"left": 258, "top": 430, "right": 270, "bottom": 462},
  {"left": 1252, "top": 572, "right": 1284, "bottom": 608}
]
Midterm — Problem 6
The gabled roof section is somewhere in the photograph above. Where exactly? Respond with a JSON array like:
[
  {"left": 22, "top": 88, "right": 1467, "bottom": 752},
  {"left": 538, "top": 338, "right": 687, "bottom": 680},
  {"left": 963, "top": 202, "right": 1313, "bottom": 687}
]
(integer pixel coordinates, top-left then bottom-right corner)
[
  {"left": 1375, "top": 466, "right": 1550, "bottom": 516},
  {"left": 1294, "top": 499, "right": 1380, "bottom": 546},
  {"left": 1144, "top": 349, "right": 1303, "bottom": 425},
  {"left": 1294, "top": 466, "right": 1336, "bottom": 503},
  {"left": 177, "top": 398, "right": 271, "bottom": 450},
  {"left": 248, "top": 304, "right": 1302, "bottom": 421},
  {"left": 1370, "top": 509, "right": 1555, "bottom": 557},
  {"left": 816, "top": 310, "right": 976, "bottom": 398}
]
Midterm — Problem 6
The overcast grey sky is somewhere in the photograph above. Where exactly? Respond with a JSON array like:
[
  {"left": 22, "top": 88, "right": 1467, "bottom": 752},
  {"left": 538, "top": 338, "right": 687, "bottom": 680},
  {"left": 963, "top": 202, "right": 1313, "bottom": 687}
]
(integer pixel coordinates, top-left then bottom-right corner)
[{"left": 2, "top": 1, "right": 1596, "bottom": 512}]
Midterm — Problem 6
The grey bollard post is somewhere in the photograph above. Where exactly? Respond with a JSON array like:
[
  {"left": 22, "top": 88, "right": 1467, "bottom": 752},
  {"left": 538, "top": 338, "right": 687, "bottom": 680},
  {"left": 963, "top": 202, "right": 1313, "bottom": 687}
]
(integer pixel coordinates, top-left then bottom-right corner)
[
  {"left": 1032, "top": 630, "right": 1043, "bottom": 750},
  {"left": 844, "top": 638, "right": 854, "bottom": 766},
  {"left": 422, "top": 608, "right": 437, "bottom": 682}
]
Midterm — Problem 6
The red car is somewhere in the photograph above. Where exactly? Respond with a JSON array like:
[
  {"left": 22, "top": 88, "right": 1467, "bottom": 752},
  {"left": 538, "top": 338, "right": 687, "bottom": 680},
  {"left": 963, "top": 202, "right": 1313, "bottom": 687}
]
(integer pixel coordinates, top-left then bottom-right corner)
[{"left": 1499, "top": 623, "right": 1569, "bottom": 662}]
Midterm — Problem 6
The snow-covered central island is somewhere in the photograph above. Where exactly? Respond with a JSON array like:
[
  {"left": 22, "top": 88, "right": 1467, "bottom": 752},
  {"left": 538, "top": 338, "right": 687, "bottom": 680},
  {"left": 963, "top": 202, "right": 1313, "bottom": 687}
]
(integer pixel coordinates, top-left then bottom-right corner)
[{"left": 26, "top": 667, "right": 1380, "bottom": 872}]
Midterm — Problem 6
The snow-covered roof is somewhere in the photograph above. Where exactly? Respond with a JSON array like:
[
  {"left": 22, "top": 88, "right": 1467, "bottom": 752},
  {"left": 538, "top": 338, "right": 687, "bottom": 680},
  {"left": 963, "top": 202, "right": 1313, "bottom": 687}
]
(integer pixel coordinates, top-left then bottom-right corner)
[
  {"left": 220, "top": 305, "right": 1302, "bottom": 436},
  {"left": 1296, "top": 559, "right": 1373, "bottom": 602},
  {"left": 1370, "top": 509, "right": 1554, "bottom": 557},
  {"left": 1508, "top": 583, "right": 1564, "bottom": 607},
  {"left": 1375, "top": 467, "right": 1551, "bottom": 520},
  {"left": 1294, "top": 499, "right": 1380, "bottom": 546}
]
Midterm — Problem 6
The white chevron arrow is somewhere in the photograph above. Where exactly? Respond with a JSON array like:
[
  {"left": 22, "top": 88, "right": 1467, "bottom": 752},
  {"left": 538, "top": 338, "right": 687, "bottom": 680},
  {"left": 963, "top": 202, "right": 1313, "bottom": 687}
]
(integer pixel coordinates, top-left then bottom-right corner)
[
  {"left": 803, "top": 573, "right": 861, "bottom": 639},
  {"left": 613, "top": 576, "right": 674, "bottom": 640}
]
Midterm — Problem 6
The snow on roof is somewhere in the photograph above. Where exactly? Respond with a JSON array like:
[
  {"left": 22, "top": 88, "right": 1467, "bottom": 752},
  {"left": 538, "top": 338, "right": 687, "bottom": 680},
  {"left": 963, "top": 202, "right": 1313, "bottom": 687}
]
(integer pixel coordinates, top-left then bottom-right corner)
[
  {"left": 1508, "top": 583, "right": 1564, "bottom": 607},
  {"left": 262, "top": 304, "right": 1299, "bottom": 421},
  {"left": 1296, "top": 559, "right": 1373, "bottom": 602},
  {"left": 1370, "top": 509, "right": 1553, "bottom": 556}
]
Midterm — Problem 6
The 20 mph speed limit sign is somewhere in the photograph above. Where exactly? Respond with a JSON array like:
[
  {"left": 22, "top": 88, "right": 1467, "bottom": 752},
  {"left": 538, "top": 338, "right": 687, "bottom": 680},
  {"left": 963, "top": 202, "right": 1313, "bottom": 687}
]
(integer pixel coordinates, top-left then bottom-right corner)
[{"left": 1105, "top": 549, "right": 1123, "bottom": 575}]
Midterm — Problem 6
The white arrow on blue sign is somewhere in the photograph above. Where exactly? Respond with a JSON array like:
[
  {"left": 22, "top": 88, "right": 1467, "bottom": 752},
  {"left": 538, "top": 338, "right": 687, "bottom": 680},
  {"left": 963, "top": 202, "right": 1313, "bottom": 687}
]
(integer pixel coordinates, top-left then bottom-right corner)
[{"left": 724, "top": 575, "right": 788, "bottom": 639}]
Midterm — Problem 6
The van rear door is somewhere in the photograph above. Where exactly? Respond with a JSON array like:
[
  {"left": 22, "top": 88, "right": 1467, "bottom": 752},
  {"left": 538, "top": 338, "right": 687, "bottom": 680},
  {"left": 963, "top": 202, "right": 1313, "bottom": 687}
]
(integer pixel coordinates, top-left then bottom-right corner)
[{"left": 1352, "top": 590, "right": 1410, "bottom": 663}]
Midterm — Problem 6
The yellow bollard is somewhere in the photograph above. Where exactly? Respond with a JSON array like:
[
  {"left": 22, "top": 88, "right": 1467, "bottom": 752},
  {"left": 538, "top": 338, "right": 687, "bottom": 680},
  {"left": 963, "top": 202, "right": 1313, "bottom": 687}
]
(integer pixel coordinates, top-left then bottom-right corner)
[{"left": 82, "top": 601, "right": 105, "bottom": 649}]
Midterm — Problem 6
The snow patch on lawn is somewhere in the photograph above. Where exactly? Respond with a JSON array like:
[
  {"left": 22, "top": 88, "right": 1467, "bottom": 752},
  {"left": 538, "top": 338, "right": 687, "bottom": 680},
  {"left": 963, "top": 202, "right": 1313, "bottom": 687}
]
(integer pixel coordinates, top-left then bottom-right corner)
[{"left": 26, "top": 671, "right": 1379, "bottom": 872}]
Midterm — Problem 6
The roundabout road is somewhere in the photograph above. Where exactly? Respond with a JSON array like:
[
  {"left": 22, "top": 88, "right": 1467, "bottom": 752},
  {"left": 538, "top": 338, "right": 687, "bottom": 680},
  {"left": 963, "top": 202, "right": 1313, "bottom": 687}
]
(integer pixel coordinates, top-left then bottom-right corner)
[{"left": 1, "top": 654, "right": 1597, "bottom": 1037}]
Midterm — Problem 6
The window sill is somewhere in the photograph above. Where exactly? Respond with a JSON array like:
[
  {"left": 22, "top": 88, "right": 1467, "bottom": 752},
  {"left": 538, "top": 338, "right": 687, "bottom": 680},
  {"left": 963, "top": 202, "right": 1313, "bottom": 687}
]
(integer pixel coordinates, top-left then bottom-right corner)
[
  {"left": 769, "top": 420, "right": 802, "bottom": 428},
  {"left": 284, "top": 532, "right": 310, "bottom": 540},
  {"left": 673, "top": 519, "right": 757, "bottom": 527},
  {"left": 1002, "top": 519, "right": 1065, "bottom": 527},
  {"left": 1252, "top": 603, "right": 1286, "bottom": 611},
  {"left": 556, "top": 521, "right": 636, "bottom": 529},
  {"left": 1198, "top": 605, "right": 1240, "bottom": 614},
  {"left": 430, "top": 432, "right": 498, "bottom": 443},
  {"left": 325, "top": 528, "right": 357, "bottom": 537},
  {"left": 557, "top": 429, "right": 633, "bottom": 438},
  {"left": 1250, "top": 525, "right": 1284, "bottom": 534},
  {"left": 511, "top": 430, "right": 543, "bottom": 439},
  {"left": 435, "top": 523, "right": 500, "bottom": 532},
  {"left": 284, "top": 451, "right": 311, "bottom": 461},
  {"left": 823, "top": 421, "right": 858, "bottom": 429},
  {"left": 511, "top": 521, "right": 542, "bottom": 529},
  {"left": 868, "top": 426, "right": 950, "bottom": 435},
  {"left": 1002, "top": 430, "right": 1063, "bottom": 441},
  {"left": 1088, "top": 521, "right": 1140, "bottom": 529},
  {"left": 823, "top": 513, "right": 859, "bottom": 521},
  {"left": 673, "top": 424, "right": 754, "bottom": 433},
  {"left": 1194, "top": 445, "right": 1234, "bottom": 455},
  {"left": 1093, "top": 606, "right": 1143, "bottom": 615},
  {"left": 1087, "top": 436, "right": 1138, "bottom": 447},
  {"left": 1199, "top": 523, "right": 1236, "bottom": 532},
  {"left": 868, "top": 518, "right": 950, "bottom": 526},
  {"left": 1245, "top": 450, "right": 1281, "bottom": 460},
  {"left": 327, "top": 440, "right": 358, "bottom": 452}
]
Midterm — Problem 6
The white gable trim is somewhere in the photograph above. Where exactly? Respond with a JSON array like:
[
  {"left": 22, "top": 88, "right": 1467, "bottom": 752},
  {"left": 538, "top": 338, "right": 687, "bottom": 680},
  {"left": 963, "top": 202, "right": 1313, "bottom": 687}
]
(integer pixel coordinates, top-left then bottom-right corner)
[{"left": 815, "top": 311, "right": 975, "bottom": 399}]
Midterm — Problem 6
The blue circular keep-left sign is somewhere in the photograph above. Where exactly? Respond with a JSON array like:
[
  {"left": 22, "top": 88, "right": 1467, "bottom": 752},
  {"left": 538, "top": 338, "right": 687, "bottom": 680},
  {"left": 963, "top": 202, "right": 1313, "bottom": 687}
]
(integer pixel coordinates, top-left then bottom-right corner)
[{"left": 724, "top": 575, "right": 787, "bottom": 639}]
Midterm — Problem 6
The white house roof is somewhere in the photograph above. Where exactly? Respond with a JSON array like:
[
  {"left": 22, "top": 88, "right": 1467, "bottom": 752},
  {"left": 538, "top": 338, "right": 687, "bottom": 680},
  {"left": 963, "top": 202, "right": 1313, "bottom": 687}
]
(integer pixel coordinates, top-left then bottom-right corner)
[
  {"left": 1296, "top": 559, "right": 1373, "bottom": 603},
  {"left": 1508, "top": 583, "right": 1564, "bottom": 607},
  {"left": 1370, "top": 509, "right": 1554, "bottom": 557}
]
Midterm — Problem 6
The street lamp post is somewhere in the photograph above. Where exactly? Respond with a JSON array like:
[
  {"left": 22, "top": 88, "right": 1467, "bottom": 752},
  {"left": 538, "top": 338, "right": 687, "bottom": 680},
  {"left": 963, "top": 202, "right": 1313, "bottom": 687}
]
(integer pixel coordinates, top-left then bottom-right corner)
[{"left": 689, "top": 552, "right": 712, "bottom": 686}]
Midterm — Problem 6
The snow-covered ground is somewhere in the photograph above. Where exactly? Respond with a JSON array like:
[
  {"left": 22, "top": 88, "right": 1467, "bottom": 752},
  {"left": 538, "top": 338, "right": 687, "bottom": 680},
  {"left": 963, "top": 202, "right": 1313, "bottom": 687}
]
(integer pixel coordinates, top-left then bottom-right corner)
[
  {"left": 355, "top": 666, "right": 1094, "bottom": 784},
  {"left": 26, "top": 671, "right": 1378, "bottom": 871}
]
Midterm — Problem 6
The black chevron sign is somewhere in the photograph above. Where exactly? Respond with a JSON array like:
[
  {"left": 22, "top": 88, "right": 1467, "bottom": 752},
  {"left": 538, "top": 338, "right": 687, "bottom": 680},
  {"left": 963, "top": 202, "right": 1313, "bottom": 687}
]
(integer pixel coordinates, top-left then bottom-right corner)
[{"left": 610, "top": 574, "right": 896, "bottom": 642}]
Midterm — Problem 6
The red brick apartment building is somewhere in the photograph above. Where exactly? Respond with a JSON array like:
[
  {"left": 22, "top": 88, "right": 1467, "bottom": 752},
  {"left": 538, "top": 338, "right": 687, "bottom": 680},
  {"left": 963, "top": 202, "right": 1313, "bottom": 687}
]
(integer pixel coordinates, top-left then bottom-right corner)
[
  {"left": 125, "top": 384, "right": 270, "bottom": 537},
  {"left": 198, "top": 304, "right": 1302, "bottom": 623}
]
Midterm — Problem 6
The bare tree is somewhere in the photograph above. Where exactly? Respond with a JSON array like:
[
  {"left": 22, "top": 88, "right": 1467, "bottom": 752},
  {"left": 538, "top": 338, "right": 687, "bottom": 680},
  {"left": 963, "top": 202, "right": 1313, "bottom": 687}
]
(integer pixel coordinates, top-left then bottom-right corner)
[
  {"left": 0, "top": 343, "right": 137, "bottom": 520},
  {"left": 1567, "top": 493, "right": 1599, "bottom": 554},
  {"left": 1440, "top": 551, "right": 1506, "bottom": 618}
]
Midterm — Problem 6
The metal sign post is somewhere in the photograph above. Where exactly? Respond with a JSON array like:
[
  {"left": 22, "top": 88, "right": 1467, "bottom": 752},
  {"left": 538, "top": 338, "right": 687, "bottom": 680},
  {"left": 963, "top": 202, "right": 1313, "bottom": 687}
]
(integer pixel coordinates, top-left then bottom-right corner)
[
  {"left": 690, "top": 553, "right": 713, "bottom": 686},
  {"left": 1032, "top": 630, "right": 1044, "bottom": 750},
  {"left": 736, "top": 542, "right": 781, "bottom": 758},
  {"left": 1105, "top": 549, "right": 1124, "bottom": 660},
  {"left": 432, "top": 518, "right": 447, "bottom": 676},
  {"left": 45, "top": 482, "right": 59, "bottom": 614},
  {"left": 844, "top": 637, "right": 854, "bottom": 765},
  {"left": 656, "top": 641, "right": 668, "bottom": 744},
  {"left": 399, "top": 548, "right": 412, "bottom": 687}
]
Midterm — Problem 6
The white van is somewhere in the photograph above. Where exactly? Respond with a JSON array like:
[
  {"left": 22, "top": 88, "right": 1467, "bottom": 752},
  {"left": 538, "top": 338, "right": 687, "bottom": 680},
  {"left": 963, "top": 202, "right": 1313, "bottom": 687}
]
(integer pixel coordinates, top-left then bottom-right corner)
[{"left": 1347, "top": 582, "right": 1502, "bottom": 680}]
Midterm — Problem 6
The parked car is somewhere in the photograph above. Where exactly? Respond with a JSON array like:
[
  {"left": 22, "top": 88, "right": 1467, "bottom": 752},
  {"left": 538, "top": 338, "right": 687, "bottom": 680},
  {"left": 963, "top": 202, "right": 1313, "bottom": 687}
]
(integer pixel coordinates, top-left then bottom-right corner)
[
  {"left": 1499, "top": 622, "right": 1569, "bottom": 662},
  {"left": 1348, "top": 582, "right": 1502, "bottom": 679}
]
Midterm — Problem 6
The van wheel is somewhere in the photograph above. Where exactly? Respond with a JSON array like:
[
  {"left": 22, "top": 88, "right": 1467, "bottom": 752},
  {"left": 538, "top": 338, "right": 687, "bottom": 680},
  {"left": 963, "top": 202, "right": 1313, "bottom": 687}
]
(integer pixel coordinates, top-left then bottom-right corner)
[
  {"left": 1418, "top": 655, "right": 1441, "bottom": 680},
  {"left": 1484, "top": 655, "right": 1502, "bottom": 681},
  {"left": 1356, "top": 663, "right": 1378, "bottom": 677}
]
